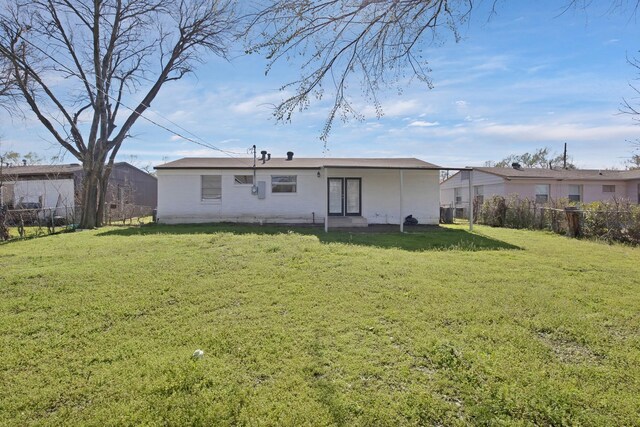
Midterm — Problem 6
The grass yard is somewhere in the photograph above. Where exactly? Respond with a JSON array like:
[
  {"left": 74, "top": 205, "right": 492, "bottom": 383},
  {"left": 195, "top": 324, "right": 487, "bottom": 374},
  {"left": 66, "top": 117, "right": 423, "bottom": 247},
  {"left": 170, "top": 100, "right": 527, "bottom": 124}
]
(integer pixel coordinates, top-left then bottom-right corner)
[{"left": 0, "top": 223, "right": 639, "bottom": 426}]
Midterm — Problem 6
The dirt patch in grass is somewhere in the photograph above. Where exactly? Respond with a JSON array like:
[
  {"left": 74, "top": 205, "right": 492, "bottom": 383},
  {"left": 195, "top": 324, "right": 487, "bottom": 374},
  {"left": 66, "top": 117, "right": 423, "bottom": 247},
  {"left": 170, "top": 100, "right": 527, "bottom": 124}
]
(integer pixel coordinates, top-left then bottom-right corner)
[{"left": 537, "top": 331, "right": 603, "bottom": 364}]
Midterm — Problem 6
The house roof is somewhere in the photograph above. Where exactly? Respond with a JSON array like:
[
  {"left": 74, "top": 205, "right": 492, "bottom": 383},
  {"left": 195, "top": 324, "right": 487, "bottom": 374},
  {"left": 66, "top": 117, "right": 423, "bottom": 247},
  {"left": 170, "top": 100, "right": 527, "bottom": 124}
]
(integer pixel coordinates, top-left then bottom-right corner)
[
  {"left": 155, "top": 157, "right": 441, "bottom": 170},
  {"left": 0, "top": 162, "right": 152, "bottom": 179},
  {"left": 471, "top": 167, "right": 640, "bottom": 181},
  {"left": 0, "top": 163, "right": 83, "bottom": 178}
]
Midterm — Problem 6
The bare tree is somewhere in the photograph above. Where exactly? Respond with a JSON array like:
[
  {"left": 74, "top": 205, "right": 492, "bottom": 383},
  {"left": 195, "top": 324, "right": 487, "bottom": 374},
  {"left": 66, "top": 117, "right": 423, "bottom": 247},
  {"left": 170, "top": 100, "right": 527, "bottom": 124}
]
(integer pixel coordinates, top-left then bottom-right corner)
[
  {"left": 0, "top": 0, "right": 237, "bottom": 228},
  {"left": 0, "top": 54, "right": 18, "bottom": 113},
  {"left": 622, "top": 54, "right": 640, "bottom": 135}
]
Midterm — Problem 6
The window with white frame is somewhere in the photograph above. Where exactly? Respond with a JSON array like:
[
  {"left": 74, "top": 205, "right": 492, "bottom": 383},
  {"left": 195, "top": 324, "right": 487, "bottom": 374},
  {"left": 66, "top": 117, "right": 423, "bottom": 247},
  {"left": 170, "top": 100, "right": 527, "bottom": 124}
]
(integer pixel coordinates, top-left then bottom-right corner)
[
  {"left": 201, "top": 175, "right": 222, "bottom": 201},
  {"left": 602, "top": 185, "right": 615, "bottom": 193},
  {"left": 535, "top": 184, "right": 550, "bottom": 203},
  {"left": 474, "top": 185, "right": 484, "bottom": 204},
  {"left": 234, "top": 175, "right": 253, "bottom": 185},
  {"left": 568, "top": 184, "right": 582, "bottom": 202},
  {"left": 460, "top": 170, "right": 470, "bottom": 180},
  {"left": 271, "top": 175, "right": 297, "bottom": 193},
  {"left": 454, "top": 187, "right": 463, "bottom": 204}
]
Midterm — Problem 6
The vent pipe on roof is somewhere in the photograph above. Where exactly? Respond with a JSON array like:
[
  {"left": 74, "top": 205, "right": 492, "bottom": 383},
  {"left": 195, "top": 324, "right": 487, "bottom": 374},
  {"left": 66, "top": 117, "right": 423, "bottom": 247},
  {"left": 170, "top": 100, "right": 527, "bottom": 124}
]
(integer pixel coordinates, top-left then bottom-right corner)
[
  {"left": 260, "top": 150, "right": 267, "bottom": 164},
  {"left": 511, "top": 162, "right": 522, "bottom": 170},
  {"left": 286, "top": 151, "right": 294, "bottom": 161},
  {"left": 22, "top": 159, "right": 27, "bottom": 166},
  {"left": 267, "top": 153, "right": 271, "bottom": 161}
]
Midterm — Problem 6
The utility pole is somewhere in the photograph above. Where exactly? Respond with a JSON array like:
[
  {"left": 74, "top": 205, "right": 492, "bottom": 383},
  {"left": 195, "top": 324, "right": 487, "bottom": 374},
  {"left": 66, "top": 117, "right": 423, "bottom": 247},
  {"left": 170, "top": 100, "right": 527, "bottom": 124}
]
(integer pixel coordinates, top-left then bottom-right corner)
[{"left": 563, "top": 143, "right": 567, "bottom": 169}]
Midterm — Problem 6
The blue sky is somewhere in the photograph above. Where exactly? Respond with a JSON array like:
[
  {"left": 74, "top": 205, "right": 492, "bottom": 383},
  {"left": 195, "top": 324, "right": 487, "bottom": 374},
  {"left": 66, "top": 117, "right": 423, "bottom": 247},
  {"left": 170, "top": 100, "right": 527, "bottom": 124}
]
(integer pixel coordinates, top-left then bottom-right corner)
[{"left": 1, "top": 1, "right": 639, "bottom": 169}]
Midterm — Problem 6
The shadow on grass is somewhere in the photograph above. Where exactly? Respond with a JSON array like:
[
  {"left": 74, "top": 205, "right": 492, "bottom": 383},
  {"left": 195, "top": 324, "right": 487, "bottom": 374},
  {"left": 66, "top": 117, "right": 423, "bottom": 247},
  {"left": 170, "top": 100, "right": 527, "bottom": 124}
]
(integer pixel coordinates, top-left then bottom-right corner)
[{"left": 96, "top": 223, "right": 520, "bottom": 252}]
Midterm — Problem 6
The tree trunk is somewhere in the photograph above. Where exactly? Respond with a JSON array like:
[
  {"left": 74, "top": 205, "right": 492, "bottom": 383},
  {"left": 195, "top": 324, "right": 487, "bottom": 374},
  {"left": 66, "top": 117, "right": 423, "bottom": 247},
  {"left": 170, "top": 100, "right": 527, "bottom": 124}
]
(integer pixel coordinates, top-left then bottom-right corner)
[
  {"left": 79, "top": 163, "right": 103, "bottom": 229},
  {"left": 96, "top": 166, "right": 114, "bottom": 227}
]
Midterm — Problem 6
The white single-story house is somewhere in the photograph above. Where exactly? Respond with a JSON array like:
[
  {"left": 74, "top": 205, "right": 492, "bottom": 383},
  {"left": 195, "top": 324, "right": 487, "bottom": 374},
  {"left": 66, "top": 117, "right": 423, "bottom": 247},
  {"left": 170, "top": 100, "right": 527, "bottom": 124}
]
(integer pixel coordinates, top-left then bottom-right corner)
[
  {"left": 155, "top": 155, "right": 441, "bottom": 230},
  {"left": 440, "top": 165, "right": 640, "bottom": 217}
]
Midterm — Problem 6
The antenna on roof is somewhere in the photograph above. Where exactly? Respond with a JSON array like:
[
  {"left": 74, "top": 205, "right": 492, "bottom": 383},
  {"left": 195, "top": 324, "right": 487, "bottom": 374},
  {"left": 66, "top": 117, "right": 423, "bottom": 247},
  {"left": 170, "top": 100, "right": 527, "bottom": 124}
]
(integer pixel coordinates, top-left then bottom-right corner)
[{"left": 251, "top": 145, "right": 258, "bottom": 195}]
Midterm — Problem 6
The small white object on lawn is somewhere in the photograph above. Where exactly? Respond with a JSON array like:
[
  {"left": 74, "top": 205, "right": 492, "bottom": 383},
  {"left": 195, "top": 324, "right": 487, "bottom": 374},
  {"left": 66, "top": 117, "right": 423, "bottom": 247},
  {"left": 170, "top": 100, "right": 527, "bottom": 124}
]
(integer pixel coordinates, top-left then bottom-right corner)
[{"left": 192, "top": 349, "right": 204, "bottom": 359}]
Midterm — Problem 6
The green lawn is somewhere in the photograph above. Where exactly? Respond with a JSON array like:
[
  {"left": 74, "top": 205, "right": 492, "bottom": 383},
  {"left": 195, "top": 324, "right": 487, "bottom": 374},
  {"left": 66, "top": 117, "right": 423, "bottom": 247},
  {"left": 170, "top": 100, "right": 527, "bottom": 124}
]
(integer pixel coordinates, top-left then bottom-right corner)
[{"left": 0, "top": 224, "right": 639, "bottom": 426}]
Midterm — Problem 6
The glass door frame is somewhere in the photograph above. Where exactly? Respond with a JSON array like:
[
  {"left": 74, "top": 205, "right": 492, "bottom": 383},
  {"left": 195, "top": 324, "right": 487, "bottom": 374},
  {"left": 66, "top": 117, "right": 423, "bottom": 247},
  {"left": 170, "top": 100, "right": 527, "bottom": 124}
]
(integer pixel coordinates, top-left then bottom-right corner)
[{"left": 327, "top": 177, "right": 362, "bottom": 216}]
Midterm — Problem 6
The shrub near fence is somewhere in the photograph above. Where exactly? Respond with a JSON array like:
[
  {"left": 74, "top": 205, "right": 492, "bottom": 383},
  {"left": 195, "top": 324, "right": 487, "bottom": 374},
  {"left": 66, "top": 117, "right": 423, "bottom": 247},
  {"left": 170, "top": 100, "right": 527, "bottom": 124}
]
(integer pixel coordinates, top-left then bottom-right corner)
[
  {"left": 476, "top": 196, "right": 640, "bottom": 245},
  {"left": 581, "top": 200, "right": 640, "bottom": 245},
  {"left": 476, "top": 195, "right": 570, "bottom": 231}
]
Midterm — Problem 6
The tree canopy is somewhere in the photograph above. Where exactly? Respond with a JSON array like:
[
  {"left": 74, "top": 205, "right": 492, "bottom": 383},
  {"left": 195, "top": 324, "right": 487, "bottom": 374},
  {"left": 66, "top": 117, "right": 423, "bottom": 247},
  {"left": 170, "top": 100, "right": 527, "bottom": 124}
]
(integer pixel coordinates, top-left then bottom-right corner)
[{"left": 488, "top": 147, "right": 576, "bottom": 169}]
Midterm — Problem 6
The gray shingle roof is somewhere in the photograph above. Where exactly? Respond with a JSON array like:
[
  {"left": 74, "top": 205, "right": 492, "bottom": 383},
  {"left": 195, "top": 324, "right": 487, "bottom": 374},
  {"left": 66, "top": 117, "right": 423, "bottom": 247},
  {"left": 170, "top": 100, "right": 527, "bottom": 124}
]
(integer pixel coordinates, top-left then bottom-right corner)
[
  {"left": 0, "top": 163, "right": 83, "bottom": 177},
  {"left": 155, "top": 157, "right": 440, "bottom": 170},
  {"left": 475, "top": 167, "right": 640, "bottom": 181}
]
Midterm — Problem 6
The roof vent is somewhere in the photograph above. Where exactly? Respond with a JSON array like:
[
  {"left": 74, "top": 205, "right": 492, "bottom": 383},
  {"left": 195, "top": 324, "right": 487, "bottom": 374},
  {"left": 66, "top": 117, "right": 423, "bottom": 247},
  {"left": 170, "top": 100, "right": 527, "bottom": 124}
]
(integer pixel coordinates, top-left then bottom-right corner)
[
  {"left": 260, "top": 150, "right": 268, "bottom": 164},
  {"left": 286, "top": 151, "right": 294, "bottom": 161},
  {"left": 511, "top": 162, "right": 522, "bottom": 170},
  {"left": 22, "top": 159, "right": 27, "bottom": 166}
]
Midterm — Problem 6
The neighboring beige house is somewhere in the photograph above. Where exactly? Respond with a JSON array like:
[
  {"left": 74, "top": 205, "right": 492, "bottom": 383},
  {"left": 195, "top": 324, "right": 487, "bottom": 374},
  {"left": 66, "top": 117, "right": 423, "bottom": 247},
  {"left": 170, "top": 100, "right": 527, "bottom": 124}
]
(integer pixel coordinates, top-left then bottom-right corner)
[
  {"left": 440, "top": 165, "right": 640, "bottom": 217},
  {"left": 155, "top": 155, "right": 441, "bottom": 230}
]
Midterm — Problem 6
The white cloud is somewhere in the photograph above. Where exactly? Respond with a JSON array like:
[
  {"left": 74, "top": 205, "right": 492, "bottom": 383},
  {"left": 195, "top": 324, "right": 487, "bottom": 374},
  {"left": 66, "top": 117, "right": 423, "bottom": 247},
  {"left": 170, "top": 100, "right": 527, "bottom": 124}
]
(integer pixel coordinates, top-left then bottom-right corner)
[
  {"left": 230, "top": 92, "right": 285, "bottom": 115},
  {"left": 359, "top": 99, "right": 425, "bottom": 118},
  {"left": 408, "top": 120, "right": 440, "bottom": 127},
  {"left": 476, "top": 122, "right": 636, "bottom": 141}
]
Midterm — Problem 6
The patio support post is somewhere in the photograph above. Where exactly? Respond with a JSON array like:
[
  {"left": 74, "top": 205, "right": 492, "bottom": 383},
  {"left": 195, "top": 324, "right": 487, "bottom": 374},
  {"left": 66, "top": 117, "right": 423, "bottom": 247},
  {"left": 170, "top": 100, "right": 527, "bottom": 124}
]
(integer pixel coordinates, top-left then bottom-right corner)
[
  {"left": 400, "top": 169, "right": 404, "bottom": 233},
  {"left": 468, "top": 169, "right": 474, "bottom": 231},
  {"left": 324, "top": 167, "right": 329, "bottom": 232}
]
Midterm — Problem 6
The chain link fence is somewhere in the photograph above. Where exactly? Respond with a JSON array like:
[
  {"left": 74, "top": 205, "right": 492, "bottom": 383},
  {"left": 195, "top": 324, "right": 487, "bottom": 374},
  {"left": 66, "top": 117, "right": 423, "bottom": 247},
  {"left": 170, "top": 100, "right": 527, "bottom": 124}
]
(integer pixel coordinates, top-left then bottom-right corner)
[
  {"left": 475, "top": 195, "right": 640, "bottom": 245},
  {"left": 0, "top": 203, "right": 155, "bottom": 241}
]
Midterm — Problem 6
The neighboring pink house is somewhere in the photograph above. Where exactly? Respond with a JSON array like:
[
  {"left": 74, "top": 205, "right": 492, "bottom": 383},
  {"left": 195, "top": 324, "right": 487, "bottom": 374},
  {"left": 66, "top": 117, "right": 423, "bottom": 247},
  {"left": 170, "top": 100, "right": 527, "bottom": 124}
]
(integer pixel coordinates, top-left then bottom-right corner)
[{"left": 440, "top": 165, "right": 640, "bottom": 217}]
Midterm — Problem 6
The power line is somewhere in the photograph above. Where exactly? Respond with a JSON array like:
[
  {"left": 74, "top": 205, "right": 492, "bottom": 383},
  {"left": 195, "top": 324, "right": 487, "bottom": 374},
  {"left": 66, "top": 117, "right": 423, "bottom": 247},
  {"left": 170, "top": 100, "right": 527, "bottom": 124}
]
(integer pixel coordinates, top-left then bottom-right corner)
[{"left": 13, "top": 34, "right": 254, "bottom": 166}]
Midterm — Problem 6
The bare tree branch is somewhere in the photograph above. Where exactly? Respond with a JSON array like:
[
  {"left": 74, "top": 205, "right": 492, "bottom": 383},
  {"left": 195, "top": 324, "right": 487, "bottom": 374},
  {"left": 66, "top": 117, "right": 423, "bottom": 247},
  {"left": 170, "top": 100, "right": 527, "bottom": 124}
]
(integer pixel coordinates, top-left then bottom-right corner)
[{"left": 245, "top": 0, "right": 475, "bottom": 140}]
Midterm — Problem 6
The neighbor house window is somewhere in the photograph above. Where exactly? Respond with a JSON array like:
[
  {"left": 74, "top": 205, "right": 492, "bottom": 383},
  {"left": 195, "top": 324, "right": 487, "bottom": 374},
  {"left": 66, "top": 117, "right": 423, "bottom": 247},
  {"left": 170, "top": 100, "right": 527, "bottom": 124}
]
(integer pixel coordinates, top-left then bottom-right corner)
[
  {"left": 602, "top": 185, "right": 615, "bottom": 193},
  {"left": 535, "top": 184, "right": 550, "bottom": 203},
  {"left": 474, "top": 185, "right": 484, "bottom": 204},
  {"left": 234, "top": 175, "right": 253, "bottom": 185},
  {"left": 460, "top": 170, "right": 470, "bottom": 180},
  {"left": 568, "top": 184, "right": 582, "bottom": 203},
  {"left": 454, "top": 187, "right": 463, "bottom": 204},
  {"left": 201, "top": 175, "right": 222, "bottom": 201},
  {"left": 271, "top": 175, "right": 297, "bottom": 193}
]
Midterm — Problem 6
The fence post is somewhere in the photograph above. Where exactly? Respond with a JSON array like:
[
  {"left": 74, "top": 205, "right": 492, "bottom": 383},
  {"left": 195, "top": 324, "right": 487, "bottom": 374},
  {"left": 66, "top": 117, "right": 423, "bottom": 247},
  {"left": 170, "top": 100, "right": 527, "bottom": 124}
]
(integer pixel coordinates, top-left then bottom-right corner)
[{"left": 565, "top": 207, "right": 581, "bottom": 238}]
